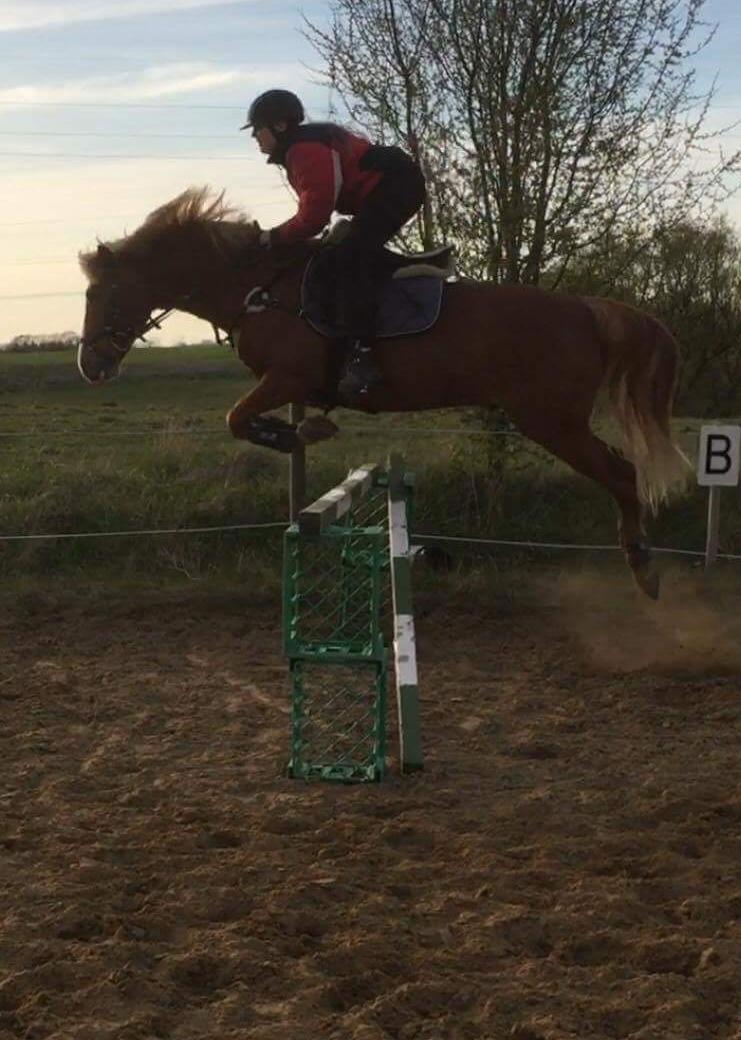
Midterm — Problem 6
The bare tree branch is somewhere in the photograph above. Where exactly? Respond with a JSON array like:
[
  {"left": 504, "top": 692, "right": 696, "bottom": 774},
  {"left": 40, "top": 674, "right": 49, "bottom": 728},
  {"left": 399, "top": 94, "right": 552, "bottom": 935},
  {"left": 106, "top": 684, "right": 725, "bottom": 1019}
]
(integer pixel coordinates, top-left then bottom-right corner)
[{"left": 306, "top": 0, "right": 740, "bottom": 286}]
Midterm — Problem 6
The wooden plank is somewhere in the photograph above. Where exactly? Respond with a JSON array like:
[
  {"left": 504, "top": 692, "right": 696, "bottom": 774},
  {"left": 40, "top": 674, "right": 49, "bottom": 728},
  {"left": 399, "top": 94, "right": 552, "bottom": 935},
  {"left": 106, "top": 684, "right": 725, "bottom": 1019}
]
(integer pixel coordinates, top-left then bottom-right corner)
[{"left": 298, "top": 463, "right": 380, "bottom": 535}]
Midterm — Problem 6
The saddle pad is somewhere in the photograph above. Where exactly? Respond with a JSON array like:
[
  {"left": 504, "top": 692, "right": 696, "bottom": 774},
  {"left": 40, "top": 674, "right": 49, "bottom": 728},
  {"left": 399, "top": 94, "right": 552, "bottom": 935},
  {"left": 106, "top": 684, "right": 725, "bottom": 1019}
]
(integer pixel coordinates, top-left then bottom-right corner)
[{"left": 301, "top": 253, "right": 444, "bottom": 339}]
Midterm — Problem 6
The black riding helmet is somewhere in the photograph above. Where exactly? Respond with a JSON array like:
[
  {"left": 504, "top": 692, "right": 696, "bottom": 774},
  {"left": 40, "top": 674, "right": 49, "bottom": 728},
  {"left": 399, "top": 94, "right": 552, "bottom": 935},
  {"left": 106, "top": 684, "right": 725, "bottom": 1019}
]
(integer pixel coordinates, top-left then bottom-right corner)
[{"left": 240, "top": 90, "right": 305, "bottom": 131}]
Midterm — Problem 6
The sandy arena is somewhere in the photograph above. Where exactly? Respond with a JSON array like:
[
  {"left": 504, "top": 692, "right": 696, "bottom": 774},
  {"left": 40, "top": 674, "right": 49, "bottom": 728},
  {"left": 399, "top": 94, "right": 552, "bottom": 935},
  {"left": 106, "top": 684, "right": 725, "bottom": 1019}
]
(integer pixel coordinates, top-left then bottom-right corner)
[{"left": 1, "top": 570, "right": 740, "bottom": 1040}]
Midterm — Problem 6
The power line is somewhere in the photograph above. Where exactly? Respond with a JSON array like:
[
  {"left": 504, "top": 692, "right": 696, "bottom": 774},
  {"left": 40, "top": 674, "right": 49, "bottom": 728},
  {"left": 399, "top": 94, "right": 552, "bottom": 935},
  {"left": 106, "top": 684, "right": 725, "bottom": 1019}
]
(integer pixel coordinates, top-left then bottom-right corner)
[
  {"left": 3, "top": 97, "right": 741, "bottom": 112},
  {"left": 0, "top": 55, "right": 290, "bottom": 69},
  {"left": 0, "top": 258, "right": 71, "bottom": 266},
  {"left": 8, "top": 128, "right": 741, "bottom": 145},
  {"left": 2, "top": 230, "right": 303, "bottom": 289},
  {"left": 0, "top": 217, "right": 294, "bottom": 264},
  {"left": 0, "top": 101, "right": 246, "bottom": 110},
  {"left": 0, "top": 130, "right": 237, "bottom": 139},
  {"left": 0, "top": 193, "right": 291, "bottom": 227},
  {"left": 0, "top": 151, "right": 257, "bottom": 160},
  {"left": 0, "top": 291, "right": 80, "bottom": 300},
  {"left": 0, "top": 213, "right": 141, "bottom": 226}
]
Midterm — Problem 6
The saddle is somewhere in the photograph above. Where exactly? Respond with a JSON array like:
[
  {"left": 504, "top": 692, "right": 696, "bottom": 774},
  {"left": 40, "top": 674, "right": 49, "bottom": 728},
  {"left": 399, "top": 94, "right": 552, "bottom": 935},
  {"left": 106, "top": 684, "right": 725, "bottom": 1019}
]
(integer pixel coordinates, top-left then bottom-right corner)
[{"left": 301, "top": 232, "right": 455, "bottom": 340}]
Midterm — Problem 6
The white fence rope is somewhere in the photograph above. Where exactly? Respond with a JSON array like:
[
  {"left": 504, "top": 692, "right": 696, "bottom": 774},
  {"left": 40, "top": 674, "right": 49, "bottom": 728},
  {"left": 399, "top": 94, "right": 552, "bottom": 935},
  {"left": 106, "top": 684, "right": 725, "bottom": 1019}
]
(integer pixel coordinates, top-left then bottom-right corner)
[
  {"left": 0, "top": 522, "right": 285, "bottom": 542},
  {"left": 1, "top": 424, "right": 737, "bottom": 560},
  {"left": 412, "top": 534, "right": 741, "bottom": 562},
  {"left": 2, "top": 524, "right": 739, "bottom": 561},
  {"left": 0, "top": 425, "right": 519, "bottom": 439},
  {"left": 0, "top": 424, "right": 705, "bottom": 440}
]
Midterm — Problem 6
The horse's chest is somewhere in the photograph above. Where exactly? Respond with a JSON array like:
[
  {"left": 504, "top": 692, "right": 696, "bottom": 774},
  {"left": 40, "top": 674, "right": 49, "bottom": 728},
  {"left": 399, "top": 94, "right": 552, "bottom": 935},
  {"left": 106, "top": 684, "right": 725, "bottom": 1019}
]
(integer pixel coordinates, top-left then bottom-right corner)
[{"left": 233, "top": 321, "right": 274, "bottom": 375}]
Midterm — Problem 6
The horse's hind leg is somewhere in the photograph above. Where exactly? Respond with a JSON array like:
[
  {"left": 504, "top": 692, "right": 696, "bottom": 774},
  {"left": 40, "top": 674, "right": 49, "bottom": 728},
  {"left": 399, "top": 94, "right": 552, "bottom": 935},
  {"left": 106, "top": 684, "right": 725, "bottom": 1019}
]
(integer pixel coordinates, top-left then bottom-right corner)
[{"left": 510, "top": 413, "right": 659, "bottom": 598}]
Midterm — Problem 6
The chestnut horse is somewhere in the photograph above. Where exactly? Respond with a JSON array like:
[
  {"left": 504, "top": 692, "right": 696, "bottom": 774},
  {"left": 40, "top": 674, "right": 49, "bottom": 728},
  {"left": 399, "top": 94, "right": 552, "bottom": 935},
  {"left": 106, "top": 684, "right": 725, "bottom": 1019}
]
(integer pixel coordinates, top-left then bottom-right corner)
[{"left": 78, "top": 188, "right": 690, "bottom": 597}]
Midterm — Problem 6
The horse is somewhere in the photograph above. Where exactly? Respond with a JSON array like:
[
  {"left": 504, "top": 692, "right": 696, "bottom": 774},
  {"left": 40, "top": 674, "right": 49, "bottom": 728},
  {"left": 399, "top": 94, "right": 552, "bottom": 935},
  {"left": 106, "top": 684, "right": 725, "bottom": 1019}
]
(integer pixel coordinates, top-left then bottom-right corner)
[{"left": 78, "top": 186, "right": 691, "bottom": 598}]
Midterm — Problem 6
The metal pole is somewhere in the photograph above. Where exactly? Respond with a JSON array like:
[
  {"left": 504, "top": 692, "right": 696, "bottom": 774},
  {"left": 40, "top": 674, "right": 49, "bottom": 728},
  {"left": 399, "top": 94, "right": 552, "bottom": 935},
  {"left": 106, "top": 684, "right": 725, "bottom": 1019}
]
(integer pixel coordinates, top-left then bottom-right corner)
[
  {"left": 288, "top": 403, "right": 306, "bottom": 523},
  {"left": 704, "top": 486, "right": 721, "bottom": 570}
]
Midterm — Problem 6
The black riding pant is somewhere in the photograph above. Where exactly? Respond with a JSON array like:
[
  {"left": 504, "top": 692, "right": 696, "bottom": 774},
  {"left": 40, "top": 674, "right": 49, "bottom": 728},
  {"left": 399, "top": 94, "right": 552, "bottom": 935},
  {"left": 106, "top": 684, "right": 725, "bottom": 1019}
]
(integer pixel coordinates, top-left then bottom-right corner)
[{"left": 332, "top": 149, "right": 426, "bottom": 340}]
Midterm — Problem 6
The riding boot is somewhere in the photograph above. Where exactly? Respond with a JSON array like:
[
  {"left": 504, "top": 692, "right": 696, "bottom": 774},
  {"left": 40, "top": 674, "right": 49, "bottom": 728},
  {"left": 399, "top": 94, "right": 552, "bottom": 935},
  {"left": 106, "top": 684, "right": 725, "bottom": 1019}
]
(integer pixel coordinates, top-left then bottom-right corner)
[{"left": 337, "top": 338, "right": 383, "bottom": 399}]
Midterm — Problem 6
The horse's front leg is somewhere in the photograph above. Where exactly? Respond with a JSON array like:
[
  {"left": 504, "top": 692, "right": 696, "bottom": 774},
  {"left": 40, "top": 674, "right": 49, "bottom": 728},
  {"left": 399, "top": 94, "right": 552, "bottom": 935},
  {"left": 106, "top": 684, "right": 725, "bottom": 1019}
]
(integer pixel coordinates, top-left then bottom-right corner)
[{"left": 227, "top": 370, "right": 306, "bottom": 454}]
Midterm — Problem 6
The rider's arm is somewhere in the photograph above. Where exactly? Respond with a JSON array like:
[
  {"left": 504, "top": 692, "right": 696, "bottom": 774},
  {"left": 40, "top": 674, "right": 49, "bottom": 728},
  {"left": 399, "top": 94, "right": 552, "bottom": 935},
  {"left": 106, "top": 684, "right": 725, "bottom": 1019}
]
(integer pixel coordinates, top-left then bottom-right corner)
[{"left": 269, "top": 141, "right": 341, "bottom": 244}]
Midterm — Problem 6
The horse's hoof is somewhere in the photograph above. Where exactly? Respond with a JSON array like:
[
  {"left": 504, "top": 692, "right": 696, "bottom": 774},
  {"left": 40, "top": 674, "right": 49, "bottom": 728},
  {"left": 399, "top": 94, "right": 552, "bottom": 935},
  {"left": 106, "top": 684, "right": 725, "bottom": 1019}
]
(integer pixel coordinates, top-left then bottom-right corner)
[
  {"left": 632, "top": 562, "right": 660, "bottom": 600},
  {"left": 297, "top": 416, "right": 339, "bottom": 445},
  {"left": 624, "top": 541, "right": 659, "bottom": 599}
]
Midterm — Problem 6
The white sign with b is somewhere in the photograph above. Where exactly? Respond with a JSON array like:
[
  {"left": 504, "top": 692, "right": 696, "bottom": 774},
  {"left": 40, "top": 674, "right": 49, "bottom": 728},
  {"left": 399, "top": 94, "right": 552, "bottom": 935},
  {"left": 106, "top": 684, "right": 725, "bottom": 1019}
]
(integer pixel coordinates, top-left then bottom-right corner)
[{"left": 697, "top": 425, "right": 740, "bottom": 487}]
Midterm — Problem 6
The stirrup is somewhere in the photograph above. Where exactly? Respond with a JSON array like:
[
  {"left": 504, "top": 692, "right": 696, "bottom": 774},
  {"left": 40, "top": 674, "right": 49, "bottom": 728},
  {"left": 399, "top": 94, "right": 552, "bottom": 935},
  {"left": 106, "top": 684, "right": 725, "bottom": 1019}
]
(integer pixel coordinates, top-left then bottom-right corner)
[
  {"left": 338, "top": 372, "right": 379, "bottom": 398},
  {"left": 338, "top": 343, "right": 382, "bottom": 398}
]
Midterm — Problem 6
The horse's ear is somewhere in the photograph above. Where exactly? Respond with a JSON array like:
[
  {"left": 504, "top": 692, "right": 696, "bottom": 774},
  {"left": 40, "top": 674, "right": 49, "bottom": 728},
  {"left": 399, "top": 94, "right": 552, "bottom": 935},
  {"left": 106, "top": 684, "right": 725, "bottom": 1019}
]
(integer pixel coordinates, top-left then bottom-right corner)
[{"left": 96, "top": 242, "right": 116, "bottom": 266}]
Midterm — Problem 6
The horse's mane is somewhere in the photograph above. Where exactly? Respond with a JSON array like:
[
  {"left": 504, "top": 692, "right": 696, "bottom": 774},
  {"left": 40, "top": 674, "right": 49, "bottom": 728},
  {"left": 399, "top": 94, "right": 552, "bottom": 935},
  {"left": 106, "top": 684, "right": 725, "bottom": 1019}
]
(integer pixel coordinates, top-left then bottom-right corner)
[{"left": 79, "top": 186, "right": 255, "bottom": 278}]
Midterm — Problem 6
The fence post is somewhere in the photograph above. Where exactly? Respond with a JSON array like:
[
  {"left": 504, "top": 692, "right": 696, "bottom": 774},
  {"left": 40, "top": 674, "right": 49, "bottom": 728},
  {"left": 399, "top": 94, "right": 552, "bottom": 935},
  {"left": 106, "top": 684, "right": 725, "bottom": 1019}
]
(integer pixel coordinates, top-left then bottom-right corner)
[
  {"left": 704, "top": 486, "right": 721, "bottom": 570},
  {"left": 288, "top": 403, "right": 306, "bottom": 523}
]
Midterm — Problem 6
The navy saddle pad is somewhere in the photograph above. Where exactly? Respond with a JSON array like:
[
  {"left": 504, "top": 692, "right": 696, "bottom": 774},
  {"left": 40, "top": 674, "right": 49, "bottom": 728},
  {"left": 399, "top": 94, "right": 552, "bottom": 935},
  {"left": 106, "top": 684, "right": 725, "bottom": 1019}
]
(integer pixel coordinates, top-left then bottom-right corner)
[{"left": 300, "top": 253, "right": 445, "bottom": 339}]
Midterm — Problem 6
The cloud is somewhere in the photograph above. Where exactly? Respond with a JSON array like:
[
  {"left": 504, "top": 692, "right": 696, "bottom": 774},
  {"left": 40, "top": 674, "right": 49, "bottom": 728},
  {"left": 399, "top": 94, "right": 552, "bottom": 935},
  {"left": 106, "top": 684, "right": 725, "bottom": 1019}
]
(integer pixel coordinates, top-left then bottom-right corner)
[
  {"left": 0, "top": 0, "right": 253, "bottom": 32},
  {"left": 0, "top": 62, "right": 276, "bottom": 106}
]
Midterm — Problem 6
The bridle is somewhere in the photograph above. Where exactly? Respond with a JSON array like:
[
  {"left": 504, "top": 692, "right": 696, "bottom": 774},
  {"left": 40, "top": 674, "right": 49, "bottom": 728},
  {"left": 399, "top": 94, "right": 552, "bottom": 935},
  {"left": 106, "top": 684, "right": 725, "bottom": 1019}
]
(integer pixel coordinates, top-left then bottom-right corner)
[
  {"left": 82, "top": 283, "right": 186, "bottom": 359},
  {"left": 82, "top": 241, "right": 308, "bottom": 362}
]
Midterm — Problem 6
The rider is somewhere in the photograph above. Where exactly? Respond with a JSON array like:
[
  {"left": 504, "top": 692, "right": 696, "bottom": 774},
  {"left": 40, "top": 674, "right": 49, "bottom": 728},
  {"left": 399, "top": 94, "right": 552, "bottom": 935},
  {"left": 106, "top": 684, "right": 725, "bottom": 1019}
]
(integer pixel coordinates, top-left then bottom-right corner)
[{"left": 241, "top": 89, "right": 426, "bottom": 399}]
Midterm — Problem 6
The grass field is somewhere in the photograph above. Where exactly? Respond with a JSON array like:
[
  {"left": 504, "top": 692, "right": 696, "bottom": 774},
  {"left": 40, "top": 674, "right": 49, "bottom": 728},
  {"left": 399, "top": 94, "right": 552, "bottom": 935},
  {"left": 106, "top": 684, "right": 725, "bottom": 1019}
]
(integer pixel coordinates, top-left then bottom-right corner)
[{"left": 1, "top": 344, "right": 738, "bottom": 594}]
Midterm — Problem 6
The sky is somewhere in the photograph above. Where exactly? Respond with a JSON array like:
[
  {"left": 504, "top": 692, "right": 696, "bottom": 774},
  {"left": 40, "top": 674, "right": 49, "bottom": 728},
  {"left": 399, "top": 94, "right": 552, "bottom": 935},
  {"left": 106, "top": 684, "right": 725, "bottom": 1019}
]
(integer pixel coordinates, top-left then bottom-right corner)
[{"left": 2, "top": 0, "right": 741, "bottom": 346}]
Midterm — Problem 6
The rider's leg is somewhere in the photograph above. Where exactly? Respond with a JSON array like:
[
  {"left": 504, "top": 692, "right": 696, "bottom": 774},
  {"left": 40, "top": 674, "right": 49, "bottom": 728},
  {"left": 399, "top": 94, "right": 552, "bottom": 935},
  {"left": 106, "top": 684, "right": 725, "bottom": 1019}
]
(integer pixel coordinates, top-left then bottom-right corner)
[
  {"left": 335, "top": 243, "right": 382, "bottom": 397},
  {"left": 336, "top": 160, "right": 427, "bottom": 399}
]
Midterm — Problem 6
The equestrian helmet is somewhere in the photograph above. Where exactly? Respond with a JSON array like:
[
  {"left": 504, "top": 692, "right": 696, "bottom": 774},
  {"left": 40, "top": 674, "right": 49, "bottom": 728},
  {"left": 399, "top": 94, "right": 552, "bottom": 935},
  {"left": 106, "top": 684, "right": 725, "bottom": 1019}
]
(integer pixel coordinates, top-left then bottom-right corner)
[{"left": 241, "top": 90, "right": 305, "bottom": 130}]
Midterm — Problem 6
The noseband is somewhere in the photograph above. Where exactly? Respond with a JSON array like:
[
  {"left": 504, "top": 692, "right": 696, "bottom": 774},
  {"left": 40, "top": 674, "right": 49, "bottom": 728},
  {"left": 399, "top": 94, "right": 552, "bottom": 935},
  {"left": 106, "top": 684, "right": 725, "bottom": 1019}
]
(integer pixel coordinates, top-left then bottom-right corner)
[{"left": 82, "top": 286, "right": 182, "bottom": 358}]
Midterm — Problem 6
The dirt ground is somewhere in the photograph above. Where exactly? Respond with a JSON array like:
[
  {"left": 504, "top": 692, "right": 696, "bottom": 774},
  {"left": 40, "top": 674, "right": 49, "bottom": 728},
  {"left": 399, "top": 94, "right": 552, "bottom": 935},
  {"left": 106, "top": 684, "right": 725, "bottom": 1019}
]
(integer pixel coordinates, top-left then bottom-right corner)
[{"left": 1, "top": 568, "right": 740, "bottom": 1040}]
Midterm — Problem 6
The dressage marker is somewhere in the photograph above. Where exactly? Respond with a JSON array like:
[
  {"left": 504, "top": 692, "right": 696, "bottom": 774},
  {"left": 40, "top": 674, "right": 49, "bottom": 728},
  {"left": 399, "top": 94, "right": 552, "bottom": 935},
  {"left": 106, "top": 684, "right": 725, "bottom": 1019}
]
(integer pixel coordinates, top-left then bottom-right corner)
[
  {"left": 697, "top": 424, "right": 741, "bottom": 569},
  {"left": 283, "top": 455, "right": 422, "bottom": 781}
]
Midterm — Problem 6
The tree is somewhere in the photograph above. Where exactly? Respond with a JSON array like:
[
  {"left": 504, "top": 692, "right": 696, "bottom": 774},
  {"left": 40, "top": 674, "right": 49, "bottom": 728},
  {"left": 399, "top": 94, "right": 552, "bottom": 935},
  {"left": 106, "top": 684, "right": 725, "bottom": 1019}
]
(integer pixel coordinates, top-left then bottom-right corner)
[
  {"left": 561, "top": 218, "right": 741, "bottom": 414},
  {"left": 307, "top": 0, "right": 741, "bottom": 285}
]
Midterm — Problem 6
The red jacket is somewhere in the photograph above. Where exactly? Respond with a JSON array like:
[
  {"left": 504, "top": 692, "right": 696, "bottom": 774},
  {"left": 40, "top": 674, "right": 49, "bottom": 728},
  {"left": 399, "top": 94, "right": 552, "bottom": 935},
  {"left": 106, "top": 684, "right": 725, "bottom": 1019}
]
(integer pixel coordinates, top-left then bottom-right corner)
[{"left": 268, "top": 125, "right": 383, "bottom": 244}]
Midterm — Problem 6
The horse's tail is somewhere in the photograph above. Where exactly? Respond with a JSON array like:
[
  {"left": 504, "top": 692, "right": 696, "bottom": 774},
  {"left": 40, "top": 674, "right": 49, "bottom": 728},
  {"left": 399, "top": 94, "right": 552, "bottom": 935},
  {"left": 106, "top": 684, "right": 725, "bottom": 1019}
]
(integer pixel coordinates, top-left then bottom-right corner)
[{"left": 585, "top": 297, "right": 692, "bottom": 513}]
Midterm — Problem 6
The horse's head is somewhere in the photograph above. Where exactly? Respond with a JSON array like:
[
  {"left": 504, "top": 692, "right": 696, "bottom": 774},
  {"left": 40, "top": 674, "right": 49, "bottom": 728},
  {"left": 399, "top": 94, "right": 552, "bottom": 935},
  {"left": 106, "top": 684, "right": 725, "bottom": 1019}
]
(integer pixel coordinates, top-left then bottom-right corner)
[
  {"left": 78, "top": 243, "right": 158, "bottom": 384},
  {"left": 78, "top": 187, "right": 296, "bottom": 384}
]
